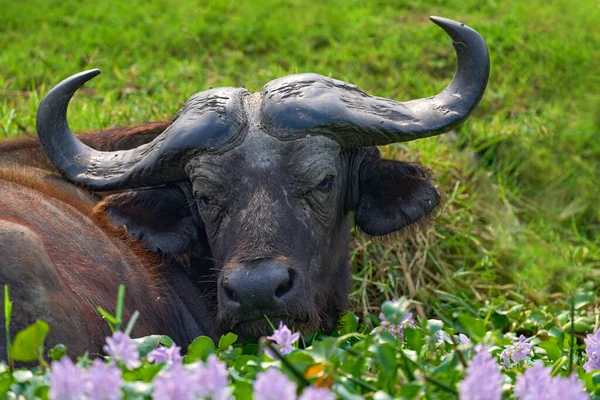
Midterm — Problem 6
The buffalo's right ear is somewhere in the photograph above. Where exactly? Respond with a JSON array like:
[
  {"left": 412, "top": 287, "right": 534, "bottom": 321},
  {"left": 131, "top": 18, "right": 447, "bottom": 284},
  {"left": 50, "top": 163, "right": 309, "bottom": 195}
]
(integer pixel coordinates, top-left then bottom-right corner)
[
  {"left": 353, "top": 151, "right": 441, "bottom": 236},
  {"left": 96, "top": 183, "right": 201, "bottom": 255}
]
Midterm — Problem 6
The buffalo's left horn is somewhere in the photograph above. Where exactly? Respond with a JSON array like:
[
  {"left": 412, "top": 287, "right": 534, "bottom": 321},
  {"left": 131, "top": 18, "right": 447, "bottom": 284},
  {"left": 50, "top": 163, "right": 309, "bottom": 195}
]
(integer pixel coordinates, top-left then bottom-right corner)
[
  {"left": 36, "top": 70, "right": 247, "bottom": 190},
  {"left": 261, "top": 16, "right": 490, "bottom": 148}
]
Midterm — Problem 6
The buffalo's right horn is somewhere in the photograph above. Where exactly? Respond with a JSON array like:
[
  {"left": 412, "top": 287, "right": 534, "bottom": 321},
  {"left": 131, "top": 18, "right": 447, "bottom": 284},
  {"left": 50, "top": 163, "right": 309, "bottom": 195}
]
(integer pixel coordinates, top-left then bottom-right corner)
[{"left": 36, "top": 70, "right": 248, "bottom": 191}]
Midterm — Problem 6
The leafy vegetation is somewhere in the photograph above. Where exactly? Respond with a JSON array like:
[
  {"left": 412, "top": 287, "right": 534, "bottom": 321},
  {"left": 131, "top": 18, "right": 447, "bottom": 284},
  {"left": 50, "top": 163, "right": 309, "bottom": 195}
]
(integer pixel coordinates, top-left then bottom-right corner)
[
  {"left": 1, "top": 287, "right": 600, "bottom": 398},
  {"left": 0, "top": 0, "right": 598, "bottom": 398}
]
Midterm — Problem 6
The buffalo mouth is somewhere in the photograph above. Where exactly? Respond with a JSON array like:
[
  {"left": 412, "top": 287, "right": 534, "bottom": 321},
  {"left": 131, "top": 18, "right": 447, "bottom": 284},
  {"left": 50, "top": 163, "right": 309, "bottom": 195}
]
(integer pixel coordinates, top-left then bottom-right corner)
[{"left": 218, "top": 311, "right": 318, "bottom": 341}]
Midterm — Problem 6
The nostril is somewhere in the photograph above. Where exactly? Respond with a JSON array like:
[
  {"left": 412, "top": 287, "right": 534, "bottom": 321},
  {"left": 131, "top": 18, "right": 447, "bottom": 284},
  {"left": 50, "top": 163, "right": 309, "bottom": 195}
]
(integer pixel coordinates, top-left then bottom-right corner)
[
  {"left": 275, "top": 269, "right": 295, "bottom": 298},
  {"left": 223, "top": 284, "right": 239, "bottom": 303}
]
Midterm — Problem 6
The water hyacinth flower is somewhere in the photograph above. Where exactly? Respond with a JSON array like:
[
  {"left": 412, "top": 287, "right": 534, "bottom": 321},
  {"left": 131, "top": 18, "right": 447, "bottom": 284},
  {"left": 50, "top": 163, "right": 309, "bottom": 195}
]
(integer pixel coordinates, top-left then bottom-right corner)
[
  {"left": 266, "top": 321, "right": 300, "bottom": 357},
  {"left": 153, "top": 365, "right": 197, "bottom": 400},
  {"left": 459, "top": 333, "right": 472, "bottom": 345},
  {"left": 103, "top": 331, "right": 141, "bottom": 370},
  {"left": 436, "top": 330, "right": 448, "bottom": 346},
  {"left": 500, "top": 334, "right": 532, "bottom": 368},
  {"left": 459, "top": 345, "right": 503, "bottom": 400},
  {"left": 379, "top": 311, "right": 416, "bottom": 342},
  {"left": 147, "top": 344, "right": 182, "bottom": 366},
  {"left": 514, "top": 361, "right": 553, "bottom": 400},
  {"left": 85, "top": 359, "right": 124, "bottom": 400},
  {"left": 49, "top": 356, "right": 87, "bottom": 400},
  {"left": 193, "top": 354, "right": 230, "bottom": 400},
  {"left": 553, "top": 374, "right": 590, "bottom": 400},
  {"left": 584, "top": 328, "right": 600, "bottom": 372},
  {"left": 514, "top": 361, "right": 589, "bottom": 400},
  {"left": 254, "top": 368, "right": 297, "bottom": 400},
  {"left": 299, "top": 385, "right": 335, "bottom": 400}
]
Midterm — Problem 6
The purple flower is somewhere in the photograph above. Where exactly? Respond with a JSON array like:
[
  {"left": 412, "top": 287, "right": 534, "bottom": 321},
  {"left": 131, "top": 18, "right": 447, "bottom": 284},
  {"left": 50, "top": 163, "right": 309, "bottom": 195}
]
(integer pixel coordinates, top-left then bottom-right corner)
[
  {"left": 552, "top": 374, "right": 590, "bottom": 400},
  {"left": 49, "top": 356, "right": 87, "bottom": 400},
  {"left": 459, "top": 345, "right": 503, "bottom": 400},
  {"left": 500, "top": 335, "right": 532, "bottom": 368},
  {"left": 147, "top": 345, "right": 182, "bottom": 366},
  {"left": 437, "top": 330, "right": 448, "bottom": 346},
  {"left": 254, "top": 368, "right": 297, "bottom": 400},
  {"left": 85, "top": 359, "right": 123, "bottom": 400},
  {"left": 584, "top": 328, "right": 600, "bottom": 372},
  {"left": 380, "top": 311, "right": 416, "bottom": 342},
  {"left": 514, "top": 361, "right": 589, "bottom": 400},
  {"left": 266, "top": 321, "right": 300, "bottom": 357},
  {"left": 153, "top": 365, "right": 196, "bottom": 400},
  {"left": 192, "top": 354, "right": 230, "bottom": 400},
  {"left": 299, "top": 385, "right": 335, "bottom": 400},
  {"left": 552, "top": 374, "right": 589, "bottom": 400},
  {"left": 459, "top": 334, "right": 471, "bottom": 345},
  {"left": 103, "top": 331, "right": 141, "bottom": 370},
  {"left": 514, "top": 361, "right": 552, "bottom": 400}
]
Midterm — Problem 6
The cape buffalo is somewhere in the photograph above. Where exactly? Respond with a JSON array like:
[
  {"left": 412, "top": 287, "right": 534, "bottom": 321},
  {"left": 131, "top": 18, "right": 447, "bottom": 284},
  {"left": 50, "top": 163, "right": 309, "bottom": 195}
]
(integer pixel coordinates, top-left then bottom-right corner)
[{"left": 0, "top": 17, "right": 489, "bottom": 355}]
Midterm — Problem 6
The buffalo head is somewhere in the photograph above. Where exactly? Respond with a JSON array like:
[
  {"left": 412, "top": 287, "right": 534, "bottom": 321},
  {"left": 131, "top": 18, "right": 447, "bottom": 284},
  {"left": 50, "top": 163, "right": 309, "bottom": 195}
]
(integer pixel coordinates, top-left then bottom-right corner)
[{"left": 36, "top": 17, "right": 489, "bottom": 339}]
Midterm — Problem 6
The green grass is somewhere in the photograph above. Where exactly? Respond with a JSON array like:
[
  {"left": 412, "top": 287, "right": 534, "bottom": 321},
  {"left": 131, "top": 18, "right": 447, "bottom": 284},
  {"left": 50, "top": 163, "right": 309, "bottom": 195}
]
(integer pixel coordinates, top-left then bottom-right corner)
[{"left": 1, "top": 0, "right": 599, "bottom": 315}]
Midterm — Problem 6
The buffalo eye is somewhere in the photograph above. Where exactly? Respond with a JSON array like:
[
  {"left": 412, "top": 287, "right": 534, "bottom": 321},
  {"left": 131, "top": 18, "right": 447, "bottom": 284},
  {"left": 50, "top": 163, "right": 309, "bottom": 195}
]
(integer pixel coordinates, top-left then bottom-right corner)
[
  {"left": 314, "top": 175, "right": 335, "bottom": 193},
  {"left": 197, "top": 195, "right": 214, "bottom": 207}
]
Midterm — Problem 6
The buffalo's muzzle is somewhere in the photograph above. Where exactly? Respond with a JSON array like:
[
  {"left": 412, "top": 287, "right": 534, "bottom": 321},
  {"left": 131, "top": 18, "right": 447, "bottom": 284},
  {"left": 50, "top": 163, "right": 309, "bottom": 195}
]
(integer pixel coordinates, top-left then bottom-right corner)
[{"left": 220, "top": 259, "right": 297, "bottom": 318}]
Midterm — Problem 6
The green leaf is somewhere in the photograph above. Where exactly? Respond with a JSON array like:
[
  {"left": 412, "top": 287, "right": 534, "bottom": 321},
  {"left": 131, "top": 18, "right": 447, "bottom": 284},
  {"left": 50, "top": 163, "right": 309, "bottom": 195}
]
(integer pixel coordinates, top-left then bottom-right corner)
[
  {"left": 557, "top": 312, "right": 569, "bottom": 326},
  {"left": 122, "top": 363, "right": 162, "bottom": 383},
  {"left": 115, "top": 284, "right": 126, "bottom": 332},
  {"left": 528, "top": 311, "right": 548, "bottom": 325},
  {"left": 4, "top": 286, "right": 12, "bottom": 327},
  {"left": 284, "top": 351, "right": 315, "bottom": 375},
  {"left": 311, "top": 337, "right": 339, "bottom": 362},
  {"left": 218, "top": 332, "right": 238, "bottom": 351},
  {"left": 48, "top": 344, "right": 67, "bottom": 361},
  {"left": 549, "top": 326, "right": 565, "bottom": 343},
  {"left": 185, "top": 336, "right": 215, "bottom": 363},
  {"left": 540, "top": 338, "right": 562, "bottom": 362},
  {"left": 339, "top": 312, "right": 359, "bottom": 334},
  {"left": 404, "top": 327, "right": 424, "bottom": 351},
  {"left": 575, "top": 291, "right": 595, "bottom": 309},
  {"left": 376, "top": 342, "right": 397, "bottom": 377},
  {"left": 11, "top": 320, "right": 49, "bottom": 362},
  {"left": 426, "top": 319, "right": 444, "bottom": 336},
  {"left": 131, "top": 335, "right": 161, "bottom": 357},
  {"left": 431, "top": 353, "right": 459, "bottom": 375},
  {"left": 490, "top": 312, "right": 509, "bottom": 330},
  {"left": 233, "top": 355, "right": 260, "bottom": 373},
  {"left": 159, "top": 335, "right": 174, "bottom": 347},
  {"left": 336, "top": 383, "right": 365, "bottom": 400},
  {"left": 242, "top": 343, "right": 259, "bottom": 355},
  {"left": 124, "top": 310, "right": 139, "bottom": 336},
  {"left": 220, "top": 347, "right": 243, "bottom": 360},
  {"left": 0, "top": 373, "right": 11, "bottom": 394},
  {"left": 4, "top": 285, "right": 13, "bottom": 364},
  {"left": 232, "top": 381, "right": 253, "bottom": 400},
  {"left": 562, "top": 317, "right": 593, "bottom": 334},
  {"left": 399, "top": 383, "right": 421, "bottom": 397},
  {"left": 97, "top": 306, "right": 118, "bottom": 331},
  {"left": 381, "top": 298, "right": 408, "bottom": 325},
  {"left": 591, "top": 371, "right": 600, "bottom": 387},
  {"left": 457, "top": 314, "right": 486, "bottom": 340}
]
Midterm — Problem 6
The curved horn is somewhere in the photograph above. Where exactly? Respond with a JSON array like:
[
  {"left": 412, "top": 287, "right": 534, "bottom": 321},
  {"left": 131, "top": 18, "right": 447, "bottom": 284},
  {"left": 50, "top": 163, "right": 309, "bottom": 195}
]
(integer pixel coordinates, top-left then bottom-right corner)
[
  {"left": 36, "top": 70, "right": 247, "bottom": 191},
  {"left": 261, "top": 16, "right": 490, "bottom": 148}
]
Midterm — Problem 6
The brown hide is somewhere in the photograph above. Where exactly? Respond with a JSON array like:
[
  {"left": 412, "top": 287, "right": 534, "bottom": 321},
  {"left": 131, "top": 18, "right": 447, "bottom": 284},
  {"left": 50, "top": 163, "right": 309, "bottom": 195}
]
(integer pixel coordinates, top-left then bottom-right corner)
[{"left": 0, "top": 122, "right": 169, "bottom": 356}]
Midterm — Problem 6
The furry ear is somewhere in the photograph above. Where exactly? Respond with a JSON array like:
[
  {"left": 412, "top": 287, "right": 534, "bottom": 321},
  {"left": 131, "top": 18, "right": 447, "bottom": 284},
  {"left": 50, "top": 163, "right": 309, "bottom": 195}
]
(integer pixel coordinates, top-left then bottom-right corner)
[
  {"left": 354, "top": 156, "right": 440, "bottom": 236},
  {"left": 98, "top": 183, "right": 200, "bottom": 254}
]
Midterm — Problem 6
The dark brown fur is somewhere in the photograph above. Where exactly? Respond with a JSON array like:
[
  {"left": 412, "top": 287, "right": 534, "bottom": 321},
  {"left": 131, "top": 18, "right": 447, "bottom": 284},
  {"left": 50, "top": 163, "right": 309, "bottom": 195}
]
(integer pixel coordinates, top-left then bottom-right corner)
[{"left": 0, "top": 123, "right": 170, "bottom": 357}]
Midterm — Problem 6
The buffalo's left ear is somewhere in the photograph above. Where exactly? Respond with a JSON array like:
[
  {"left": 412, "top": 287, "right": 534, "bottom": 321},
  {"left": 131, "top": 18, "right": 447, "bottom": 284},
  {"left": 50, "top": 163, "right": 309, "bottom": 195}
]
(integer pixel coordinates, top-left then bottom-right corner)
[
  {"left": 96, "top": 183, "right": 200, "bottom": 255},
  {"left": 354, "top": 153, "right": 441, "bottom": 236}
]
